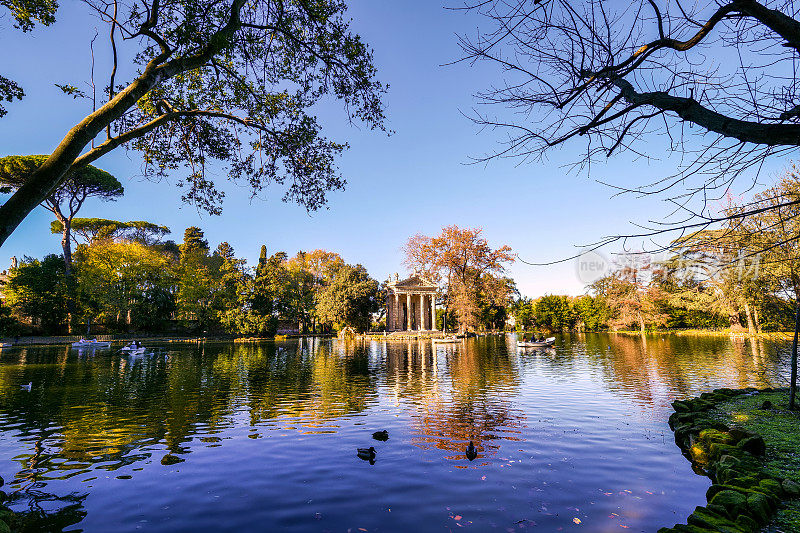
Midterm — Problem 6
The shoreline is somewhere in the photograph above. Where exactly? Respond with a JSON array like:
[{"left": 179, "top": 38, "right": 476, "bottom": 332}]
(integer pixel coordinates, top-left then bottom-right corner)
[
  {"left": 0, "top": 333, "right": 336, "bottom": 347},
  {"left": 661, "top": 387, "right": 800, "bottom": 532}
]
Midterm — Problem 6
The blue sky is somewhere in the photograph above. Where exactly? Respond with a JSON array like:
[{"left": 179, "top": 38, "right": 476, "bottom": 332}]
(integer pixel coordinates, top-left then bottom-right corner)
[{"left": 0, "top": 1, "right": 789, "bottom": 297}]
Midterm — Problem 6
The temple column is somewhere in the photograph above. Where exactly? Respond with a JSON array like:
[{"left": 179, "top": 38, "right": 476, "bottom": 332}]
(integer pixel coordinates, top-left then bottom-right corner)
[
  {"left": 406, "top": 292, "right": 412, "bottom": 331},
  {"left": 394, "top": 293, "right": 399, "bottom": 331},
  {"left": 431, "top": 294, "right": 436, "bottom": 331},
  {"left": 387, "top": 294, "right": 392, "bottom": 331},
  {"left": 423, "top": 294, "right": 429, "bottom": 330}
]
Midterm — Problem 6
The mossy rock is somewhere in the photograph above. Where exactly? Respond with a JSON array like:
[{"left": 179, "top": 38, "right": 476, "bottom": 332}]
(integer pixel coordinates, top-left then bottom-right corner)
[
  {"left": 716, "top": 468, "right": 745, "bottom": 485},
  {"left": 0, "top": 519, "right": 9, "bottom": 533},
  {"left": 727, "top": 475, "right": 760, "bottom": 490},
  {"left": 737, "top": 435, "right": 766, "bottom": 457},
  {"left": 708, "top": 443, "right": 739, "bottom": 461},
  {"left": 782, "top": 479, "right": 800, "bottom": 498},
  {"left": 727, "top": 428, "right": 752, "bottom": 442},
  {"left": 670, "top": 412, "right": 701, "bottom": 430},
  {"left": 689, "top": 399, "right": 717, "bottom": 411},
  {"left": 686, "top": 506, "right": 744, "bottom": 533},
  {"left": 671, "top": 524, "right": 719, "bottom": 533},
  {"left": 746, "top": 491, "right": 772, "bottom": 525},
  {"left": 700, "top": 392, "right": 722, "bottom": 402},
  {"left": 758, "top": 478, "right": 784, "bottom": 499},
  {"left": 689, "top": 443, "right": 710, "bottom": 465},
  {"left": 734, "top": 514, "right": 759, "bottom": 533},
  {"left": 709, "top": 442, "right": 753, "bottom": 462},
  {"left": 699, "top": 429, "right": 736, "bottom": 446},
  {"left": 706, "top": 502, "right": 730, "bottom": 518},
  {"left": 672, "top": 400, "right": 693, "bottom": 413},
  {"left": 717, "top": 454, "right": 743, "bottom": 470},
  {"left": 709, "top": 489, "right": 748, "bottom": 515}
]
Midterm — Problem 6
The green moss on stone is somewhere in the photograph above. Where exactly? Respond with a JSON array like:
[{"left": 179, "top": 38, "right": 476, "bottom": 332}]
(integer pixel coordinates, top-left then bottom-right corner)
[
  {"left": 686, "top": 506, "right": 743, "bottom": 533},
  {"left": 698, "top": 428, "right": 736, "bottom": 445},
  {"left": 734, "top": 513, "right": 758, "bottom": 532},
  {"left": 746, "top": 491, "right": 771, "bottom": 525},
  {"left": 709, "top": 489, "right": 747, "bottom": 515}
]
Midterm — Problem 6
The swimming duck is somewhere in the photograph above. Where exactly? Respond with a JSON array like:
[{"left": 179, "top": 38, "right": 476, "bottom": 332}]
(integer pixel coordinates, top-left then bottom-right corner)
[
  {"left": 20, "top": 382, "right": 31, "bottom": 392},
  {"left": 372, "top": 430, "right": 389, "bottom": 441},
  {"left": 357, "top": 446, "right": 376, "bottom": 461},
  {"left": 466, "top": 441, "right": 478, "bottom": 461}
]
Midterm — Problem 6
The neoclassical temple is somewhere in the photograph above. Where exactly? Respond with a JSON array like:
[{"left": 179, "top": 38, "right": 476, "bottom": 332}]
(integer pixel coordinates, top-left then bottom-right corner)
[{"left": 386, "top": 273, "right": 438, "bottom": 332}]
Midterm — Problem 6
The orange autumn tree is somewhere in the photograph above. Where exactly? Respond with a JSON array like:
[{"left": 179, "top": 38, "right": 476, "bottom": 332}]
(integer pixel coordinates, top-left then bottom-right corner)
[{"left": 404, "top": 226, "right": 514, "bottom": 333}]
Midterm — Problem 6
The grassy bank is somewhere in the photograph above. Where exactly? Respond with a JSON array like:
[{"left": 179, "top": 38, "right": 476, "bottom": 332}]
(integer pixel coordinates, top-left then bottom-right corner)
[
  {"left": 662, "top": 388, "right": 800, "bottom": 533},
  {"left": 613, "top": 329, "right": 795, "bottom": 340},
  {"left": 712, "top": 390, "right": 800, "bottom": 531}
]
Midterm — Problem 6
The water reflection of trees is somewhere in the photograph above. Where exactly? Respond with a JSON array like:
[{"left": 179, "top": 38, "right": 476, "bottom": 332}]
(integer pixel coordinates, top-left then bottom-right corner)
[
  {"left": 381, "top": 337, "right": 526, "bottom": 458},
  {"left": 547, "top": 333, "right": 782, "bottom": 411},
  {"left": 0, "top": 340, "right": 380, "bottom": 487},
  {"left": 215, "top": 339, "right": 378, "bottom": 428}
]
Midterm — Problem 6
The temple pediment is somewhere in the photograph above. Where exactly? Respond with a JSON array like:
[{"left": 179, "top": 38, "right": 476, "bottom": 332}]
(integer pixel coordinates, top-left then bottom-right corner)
[{"left": 389, "top": 274, "right": 437, "bottom": 290}]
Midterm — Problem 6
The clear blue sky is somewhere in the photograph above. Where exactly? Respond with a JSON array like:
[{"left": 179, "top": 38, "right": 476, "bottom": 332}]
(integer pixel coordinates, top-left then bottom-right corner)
[{"left": 0, "top": 1, "right": 787, "bottom": 297}]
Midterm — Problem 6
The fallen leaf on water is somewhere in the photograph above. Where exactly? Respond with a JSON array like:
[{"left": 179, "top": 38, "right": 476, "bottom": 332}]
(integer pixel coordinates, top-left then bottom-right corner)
[
  {"left": 573, "top": 518, "right": 581, "bottom": 525},
  {"left": 481, "top": 475, "right": 486, "bottom": 480},
  {"left": 359, "top": 529, "right": 367, "bottom": 532},
  {"left": 620, "top": 526, "right": 630, "bottom": 529},
  {"left": 454, "top": 515, "right": 462, "bottom": 521}
]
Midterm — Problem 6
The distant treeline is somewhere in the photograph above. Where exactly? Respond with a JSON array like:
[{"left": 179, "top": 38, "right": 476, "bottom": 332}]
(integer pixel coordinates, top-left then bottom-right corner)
[{"left": 0, "top": 225, "right": 382, "bottom": 336}]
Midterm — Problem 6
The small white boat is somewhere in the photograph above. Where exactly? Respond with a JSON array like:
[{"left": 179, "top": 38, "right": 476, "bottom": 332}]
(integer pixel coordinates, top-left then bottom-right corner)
[
  {"left": 432, "top": 337, "right": 461, "bottom": 344},
  {"left": 0, "top": 343, "right": 12, "bottom": 348},
  {"left": 518, "top": 337, "right": 556, "bottom": 348},
  {"left": 71, "top": 339, "right": 112, "bottom": 348},
  {"left": 121, "top": 343, "right": 146, "bottom": 355}
]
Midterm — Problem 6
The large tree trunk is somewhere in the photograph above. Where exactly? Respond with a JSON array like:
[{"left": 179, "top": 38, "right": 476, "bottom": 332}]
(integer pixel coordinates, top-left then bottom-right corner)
[
  {"left": 754, "top": 306, "right": 762, "bottom": 333},
  {"left": 60, "top": 217, "right": 72, "bottom": 277},
  {"left": 745, "top": 301, "right": 755, "bottom": 336},
  {"left": 0, "top": 53, "right": 189, "bottom": 247}
]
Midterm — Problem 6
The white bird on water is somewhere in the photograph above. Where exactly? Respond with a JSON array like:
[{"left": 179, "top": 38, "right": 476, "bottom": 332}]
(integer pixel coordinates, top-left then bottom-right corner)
[{"left": 20, "top": 382, "right": 31, "bottom": 391}]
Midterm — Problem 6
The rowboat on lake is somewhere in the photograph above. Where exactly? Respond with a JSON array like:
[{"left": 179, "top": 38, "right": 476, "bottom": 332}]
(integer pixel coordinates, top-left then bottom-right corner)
[
  {"left": 71, "top": 339, "right": 112, "bottom": 349},
  {"left": 517, "top": 337, "right": 556, "bottom": 348}
]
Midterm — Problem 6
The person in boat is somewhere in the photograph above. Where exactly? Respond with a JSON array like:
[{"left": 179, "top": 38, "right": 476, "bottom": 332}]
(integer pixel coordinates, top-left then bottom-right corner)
[{"left": 522, "top": 334, "right": 528, "bottom": 342}]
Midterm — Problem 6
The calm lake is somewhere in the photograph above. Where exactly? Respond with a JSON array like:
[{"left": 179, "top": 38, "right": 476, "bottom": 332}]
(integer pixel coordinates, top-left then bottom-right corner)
[{"left": 0, "top": 334, "right": 789, "bottom": 532}]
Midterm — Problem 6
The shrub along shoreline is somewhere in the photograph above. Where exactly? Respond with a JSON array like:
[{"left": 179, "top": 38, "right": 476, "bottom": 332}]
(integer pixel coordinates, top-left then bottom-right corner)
[{"left": 661, "top": 387, "right": 800, "bottom": 532}]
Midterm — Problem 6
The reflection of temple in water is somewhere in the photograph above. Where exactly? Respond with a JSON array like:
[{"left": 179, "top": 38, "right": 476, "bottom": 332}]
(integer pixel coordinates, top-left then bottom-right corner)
[{"left": 380, "top": 338, "right": 526, "bottom": 458}]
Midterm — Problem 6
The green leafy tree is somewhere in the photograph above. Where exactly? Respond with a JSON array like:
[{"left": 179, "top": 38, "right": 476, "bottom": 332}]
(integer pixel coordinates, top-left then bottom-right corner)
[
  {"left": 51, "top": 218, "right": 170, "bottom": 246},
  {"left": 572, "top": 295, "right": 610, "bottom": 331},
  {"left": 0, "top": 155, "right": 123, "bottom": 275},
  {"left": 4, "top": 254, "right": 70, "bottom": 333},
  {"left": 0, "top": 0, "right": 387, "bottom": 247},
  {"left": 176, "top": 227, "right": 216, "bottom": 331},
  {"left": 534, "top": 295, "right": 574, "bottom": 331},
  {"left": 77, "top": 240, "right": 176, "bottom": 331},
  {"left": 315, "top": 263, "right": 379, "bottom": 332}
]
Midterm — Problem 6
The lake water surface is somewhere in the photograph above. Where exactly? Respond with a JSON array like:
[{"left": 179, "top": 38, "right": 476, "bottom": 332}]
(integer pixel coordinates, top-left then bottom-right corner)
[{"left": 0, "top": 333, "right": 790, "bottom": 532}]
